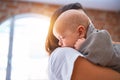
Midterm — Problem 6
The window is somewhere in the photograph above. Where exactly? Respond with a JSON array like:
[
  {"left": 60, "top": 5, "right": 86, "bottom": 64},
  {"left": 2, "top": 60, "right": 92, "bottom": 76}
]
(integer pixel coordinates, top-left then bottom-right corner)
[
  {"left": 0, "top": 13, "right": 50, "bottom": 80},
  {"left": 0, "top": 16, "right": 11, "bottom": 80}
]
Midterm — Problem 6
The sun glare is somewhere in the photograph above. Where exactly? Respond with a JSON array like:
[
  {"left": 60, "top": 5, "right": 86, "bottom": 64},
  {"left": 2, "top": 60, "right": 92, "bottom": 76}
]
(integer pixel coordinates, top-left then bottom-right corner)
[{"left": 0, "top": 14, "right": 50, "bottom": 80}]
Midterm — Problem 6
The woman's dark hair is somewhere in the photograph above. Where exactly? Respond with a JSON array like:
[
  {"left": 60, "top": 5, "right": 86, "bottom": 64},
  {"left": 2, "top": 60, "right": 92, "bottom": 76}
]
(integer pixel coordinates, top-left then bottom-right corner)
[{"left": 45, "top": 3, "right": 83, "bottom": 55}]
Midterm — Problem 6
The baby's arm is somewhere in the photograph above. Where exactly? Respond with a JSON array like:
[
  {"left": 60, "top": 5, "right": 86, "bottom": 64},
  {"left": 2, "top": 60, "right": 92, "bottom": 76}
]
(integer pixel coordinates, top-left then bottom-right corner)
[{"left": 74, "top": 38, "right": 85, "bottom": 50}]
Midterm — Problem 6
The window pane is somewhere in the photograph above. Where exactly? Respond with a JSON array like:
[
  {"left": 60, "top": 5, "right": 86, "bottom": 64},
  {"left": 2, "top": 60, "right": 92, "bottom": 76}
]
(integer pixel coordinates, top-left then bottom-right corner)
[
  {"left": 0, "top": 19, "right": 11, "bottom": 80},
  {"left": 11, "top": 15, "right": 49, "bottom": 80}
]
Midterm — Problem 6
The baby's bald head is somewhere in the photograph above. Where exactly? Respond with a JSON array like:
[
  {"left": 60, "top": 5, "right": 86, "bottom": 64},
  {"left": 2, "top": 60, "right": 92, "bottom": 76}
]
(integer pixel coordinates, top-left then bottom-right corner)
[{"left": 53, "top": 9, "right": 90, "bottom": 34}]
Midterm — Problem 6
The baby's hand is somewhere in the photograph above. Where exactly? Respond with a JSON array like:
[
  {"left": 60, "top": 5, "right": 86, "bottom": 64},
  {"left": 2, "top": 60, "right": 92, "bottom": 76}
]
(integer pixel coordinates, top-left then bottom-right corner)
[{"left": 74, "top": 38, "right": 85, "bottom": 50}]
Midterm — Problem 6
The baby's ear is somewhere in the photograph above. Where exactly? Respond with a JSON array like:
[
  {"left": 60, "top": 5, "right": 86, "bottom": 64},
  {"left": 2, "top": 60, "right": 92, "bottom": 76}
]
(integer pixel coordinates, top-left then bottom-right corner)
[{"left": 77, "top": 25, "right": 86, "bottom": 38}]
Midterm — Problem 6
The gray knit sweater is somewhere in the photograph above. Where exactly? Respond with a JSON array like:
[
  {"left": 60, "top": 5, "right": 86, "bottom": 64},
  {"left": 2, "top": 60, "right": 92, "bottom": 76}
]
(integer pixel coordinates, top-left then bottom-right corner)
[{"left": 79, "top": 22, "right": 120, "bottom": 72}]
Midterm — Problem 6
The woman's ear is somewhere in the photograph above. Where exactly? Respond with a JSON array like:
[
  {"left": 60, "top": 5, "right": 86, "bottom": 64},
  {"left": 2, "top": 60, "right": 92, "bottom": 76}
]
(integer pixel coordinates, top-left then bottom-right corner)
[{"left": 77, "top": 25, "right": 86, "bottom": 38}]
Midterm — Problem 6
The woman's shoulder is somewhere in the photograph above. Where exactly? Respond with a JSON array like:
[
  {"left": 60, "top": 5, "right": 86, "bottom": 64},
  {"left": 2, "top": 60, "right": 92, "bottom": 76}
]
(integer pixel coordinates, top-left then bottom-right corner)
[
  {"left": 48, "top": 47, "right": 84, "bottom": 80},
  {"left": 50, "top": 47, "right": 83, "bottom": 62},
  {"left": 51, "top": 47, "right": 83, "bottom": 57}
]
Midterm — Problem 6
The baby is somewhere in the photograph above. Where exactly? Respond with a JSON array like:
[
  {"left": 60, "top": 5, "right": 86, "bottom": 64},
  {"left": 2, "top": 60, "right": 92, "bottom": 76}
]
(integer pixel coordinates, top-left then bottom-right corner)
[{"left": 53, "top": 9, "right": 120, "bottom": 72}]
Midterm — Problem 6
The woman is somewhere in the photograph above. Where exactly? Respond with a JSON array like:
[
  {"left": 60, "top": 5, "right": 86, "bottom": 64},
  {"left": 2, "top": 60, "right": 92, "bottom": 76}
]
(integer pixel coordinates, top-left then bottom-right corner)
[
  {"left": 45, "top": 3, "right": 84, "bottom": 54},
  {"left": 45, "top": 3, "right": 120, "bottom": 80}
]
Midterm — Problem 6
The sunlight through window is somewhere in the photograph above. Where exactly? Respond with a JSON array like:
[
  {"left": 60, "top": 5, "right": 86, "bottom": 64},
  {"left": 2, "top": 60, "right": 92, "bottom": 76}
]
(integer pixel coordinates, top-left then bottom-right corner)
[
  {"left": 0, "top": 14, "right": 50, "bottom": 80},
  {"left": 0, "top": 17, "right": 11, "bottom": 80}
]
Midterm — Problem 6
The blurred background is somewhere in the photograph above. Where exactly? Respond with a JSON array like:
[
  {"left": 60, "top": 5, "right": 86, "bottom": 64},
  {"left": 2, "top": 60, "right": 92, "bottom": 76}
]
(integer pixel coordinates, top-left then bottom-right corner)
[{"left": 0, "top": 0, "right": 120, "bottom": 80}]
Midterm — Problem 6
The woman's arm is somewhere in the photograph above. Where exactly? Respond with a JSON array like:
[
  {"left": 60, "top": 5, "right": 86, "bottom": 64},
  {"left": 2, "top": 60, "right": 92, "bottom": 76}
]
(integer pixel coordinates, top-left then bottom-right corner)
[
  {"left": 71, "top": 56, "right": 120, "bottom": 80},
  {"left": 112, "top": 41, "right": 120, "bottom": 44}
]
